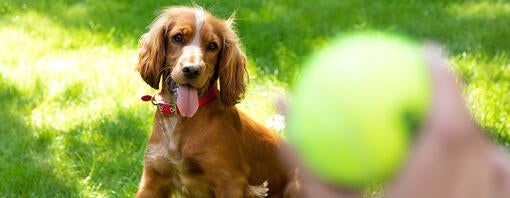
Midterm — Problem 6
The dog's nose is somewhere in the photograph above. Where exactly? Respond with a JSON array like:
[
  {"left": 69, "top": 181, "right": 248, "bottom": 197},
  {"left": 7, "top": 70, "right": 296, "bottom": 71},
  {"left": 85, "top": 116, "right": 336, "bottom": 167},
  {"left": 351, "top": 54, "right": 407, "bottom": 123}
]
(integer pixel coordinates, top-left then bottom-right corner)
[{"left": 182, "top": 64, "right": 202, "bottom": 79}]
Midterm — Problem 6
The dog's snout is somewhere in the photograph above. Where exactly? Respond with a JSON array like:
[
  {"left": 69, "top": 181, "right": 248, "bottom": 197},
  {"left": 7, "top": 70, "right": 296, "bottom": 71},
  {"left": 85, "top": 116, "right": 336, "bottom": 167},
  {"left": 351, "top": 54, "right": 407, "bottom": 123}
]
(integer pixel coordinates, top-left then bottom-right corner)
[{"left": 182, "top": 64, "right": 202, "bottom": 79}]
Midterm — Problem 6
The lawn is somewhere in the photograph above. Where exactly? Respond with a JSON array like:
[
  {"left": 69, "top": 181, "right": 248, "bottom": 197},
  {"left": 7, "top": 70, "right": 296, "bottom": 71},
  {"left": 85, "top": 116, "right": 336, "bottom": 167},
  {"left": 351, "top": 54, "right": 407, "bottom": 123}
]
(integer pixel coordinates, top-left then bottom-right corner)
[{"left": 1, "top": 0, "right": 509, "bottom": 197}]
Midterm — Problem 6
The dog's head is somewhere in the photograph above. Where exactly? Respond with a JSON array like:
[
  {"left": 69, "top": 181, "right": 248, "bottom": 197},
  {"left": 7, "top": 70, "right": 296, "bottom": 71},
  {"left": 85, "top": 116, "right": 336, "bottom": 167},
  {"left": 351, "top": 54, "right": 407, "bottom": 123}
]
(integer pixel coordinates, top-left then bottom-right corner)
[{"left": 137, "top": 6, "right": 247, "bottom": 116}]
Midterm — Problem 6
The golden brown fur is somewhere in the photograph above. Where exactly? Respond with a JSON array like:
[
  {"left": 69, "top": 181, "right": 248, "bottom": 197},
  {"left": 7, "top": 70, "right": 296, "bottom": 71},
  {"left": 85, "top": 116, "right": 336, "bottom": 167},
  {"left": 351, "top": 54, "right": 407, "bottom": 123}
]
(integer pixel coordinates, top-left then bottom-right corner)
[{"left": 135, "top": 6, "right": 295, "bottom": 197}]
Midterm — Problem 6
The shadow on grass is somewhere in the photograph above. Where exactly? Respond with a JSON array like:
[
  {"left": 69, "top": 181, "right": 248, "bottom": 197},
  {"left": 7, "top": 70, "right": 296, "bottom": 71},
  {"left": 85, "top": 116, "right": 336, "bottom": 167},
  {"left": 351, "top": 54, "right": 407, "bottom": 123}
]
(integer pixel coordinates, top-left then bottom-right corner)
[
  {"left": 0, "top": 75, "right": 80, "bottom": 197},
  {"left": 58, "top": 103, "right": 151, "bottom": 196}
]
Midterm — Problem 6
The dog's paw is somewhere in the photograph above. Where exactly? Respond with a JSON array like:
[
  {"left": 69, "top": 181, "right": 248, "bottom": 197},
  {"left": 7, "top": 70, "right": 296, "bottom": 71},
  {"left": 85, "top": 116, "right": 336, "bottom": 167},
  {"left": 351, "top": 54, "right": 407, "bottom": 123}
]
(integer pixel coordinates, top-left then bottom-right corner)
[{"left": 248, "top": 180, "right": 269, "bottom": 198}]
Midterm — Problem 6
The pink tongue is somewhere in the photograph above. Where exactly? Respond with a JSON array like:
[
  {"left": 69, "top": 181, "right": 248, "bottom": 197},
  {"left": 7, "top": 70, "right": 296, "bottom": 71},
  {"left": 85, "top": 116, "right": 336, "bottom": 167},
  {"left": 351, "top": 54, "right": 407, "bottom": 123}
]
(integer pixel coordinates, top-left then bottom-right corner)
[{"left": 177, "top": 85, "right": 199, "bottom": 117}]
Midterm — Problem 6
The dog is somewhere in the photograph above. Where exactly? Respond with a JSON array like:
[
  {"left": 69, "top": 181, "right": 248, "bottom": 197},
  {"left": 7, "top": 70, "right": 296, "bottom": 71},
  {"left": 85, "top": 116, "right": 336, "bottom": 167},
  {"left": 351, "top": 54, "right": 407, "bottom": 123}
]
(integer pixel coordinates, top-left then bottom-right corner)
[{"left": 135, "top": 6, "right": 296, "bottom": 197}]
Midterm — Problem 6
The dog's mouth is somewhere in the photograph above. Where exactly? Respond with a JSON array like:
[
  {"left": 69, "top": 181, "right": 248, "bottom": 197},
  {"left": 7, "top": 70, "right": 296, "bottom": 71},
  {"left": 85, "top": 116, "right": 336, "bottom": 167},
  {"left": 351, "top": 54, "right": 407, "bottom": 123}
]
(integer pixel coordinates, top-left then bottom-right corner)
[
  {"left": 168, "top": 80, "right": 200, "bottom": 118},
  {"left": 176, "top": 84, "right": 199, "bottom": 118}
]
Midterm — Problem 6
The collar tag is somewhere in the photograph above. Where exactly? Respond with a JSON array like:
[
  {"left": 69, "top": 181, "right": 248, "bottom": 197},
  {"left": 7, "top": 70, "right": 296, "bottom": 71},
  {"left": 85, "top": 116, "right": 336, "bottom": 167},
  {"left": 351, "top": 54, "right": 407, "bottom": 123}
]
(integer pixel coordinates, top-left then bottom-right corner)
[{"left": 140, "top": 94, "right": 179, "bottom": 115}]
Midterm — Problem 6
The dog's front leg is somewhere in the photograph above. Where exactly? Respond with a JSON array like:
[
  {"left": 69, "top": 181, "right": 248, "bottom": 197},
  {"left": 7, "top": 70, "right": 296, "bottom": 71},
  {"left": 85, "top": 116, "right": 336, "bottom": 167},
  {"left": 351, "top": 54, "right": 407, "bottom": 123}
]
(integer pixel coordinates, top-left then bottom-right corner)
[{"left": 136, "top": 167, "right": 174, "bottom": 198}]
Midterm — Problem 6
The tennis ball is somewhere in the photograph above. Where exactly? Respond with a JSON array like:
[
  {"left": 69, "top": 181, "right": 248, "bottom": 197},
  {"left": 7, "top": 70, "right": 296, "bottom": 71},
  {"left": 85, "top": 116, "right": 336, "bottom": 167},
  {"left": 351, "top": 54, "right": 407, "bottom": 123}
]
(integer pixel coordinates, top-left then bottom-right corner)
[{"left": 286, "top": 32, "right": 431, "bottom": 189}]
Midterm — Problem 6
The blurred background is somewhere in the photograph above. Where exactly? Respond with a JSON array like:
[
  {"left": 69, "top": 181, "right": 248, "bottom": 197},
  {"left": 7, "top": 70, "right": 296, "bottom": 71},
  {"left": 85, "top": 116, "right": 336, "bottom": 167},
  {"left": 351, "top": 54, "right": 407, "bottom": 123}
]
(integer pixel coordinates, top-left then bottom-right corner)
[{"left": 1, "top": 0, "right": 509, "bottom": 197}]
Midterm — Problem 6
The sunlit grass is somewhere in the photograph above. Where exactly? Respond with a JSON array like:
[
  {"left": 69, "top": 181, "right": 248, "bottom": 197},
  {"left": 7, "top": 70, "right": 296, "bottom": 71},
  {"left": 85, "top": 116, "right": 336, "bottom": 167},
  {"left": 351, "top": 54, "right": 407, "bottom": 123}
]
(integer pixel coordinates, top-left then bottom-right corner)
[
  {"left": 239, "top": 75, "right": 289, "bottom": 134},
  {"left": 446, "top": 1, "right": 510, "bottom": 18},
  {"left": 452, "top": 52, "right": 510, "bottom": 144}
]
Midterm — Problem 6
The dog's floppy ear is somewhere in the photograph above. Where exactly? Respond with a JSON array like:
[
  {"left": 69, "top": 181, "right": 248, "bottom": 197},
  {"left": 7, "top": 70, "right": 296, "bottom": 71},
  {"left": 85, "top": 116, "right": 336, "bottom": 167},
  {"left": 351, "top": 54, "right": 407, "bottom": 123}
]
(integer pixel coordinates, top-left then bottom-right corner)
[
  {"left": 136, "top": 16, "right": 169, "bottom": 89},
  {"left": 218, "top": 17, "right": 248, "bottom": 106}
]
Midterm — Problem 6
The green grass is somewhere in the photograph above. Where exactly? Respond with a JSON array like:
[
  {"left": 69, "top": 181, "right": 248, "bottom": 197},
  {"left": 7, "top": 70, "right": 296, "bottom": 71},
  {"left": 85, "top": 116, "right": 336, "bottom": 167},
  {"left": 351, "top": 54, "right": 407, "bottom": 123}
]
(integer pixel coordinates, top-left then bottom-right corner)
[{"left": 1, "top": 0, "right": 509, "bottom": 197}]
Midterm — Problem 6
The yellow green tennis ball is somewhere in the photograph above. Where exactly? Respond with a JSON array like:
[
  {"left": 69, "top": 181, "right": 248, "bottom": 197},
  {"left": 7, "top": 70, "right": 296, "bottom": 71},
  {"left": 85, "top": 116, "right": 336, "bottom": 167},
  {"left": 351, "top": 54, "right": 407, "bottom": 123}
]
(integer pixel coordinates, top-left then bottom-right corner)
[{"left": 286, "top": 32, "right": 431, "bottom": 188}]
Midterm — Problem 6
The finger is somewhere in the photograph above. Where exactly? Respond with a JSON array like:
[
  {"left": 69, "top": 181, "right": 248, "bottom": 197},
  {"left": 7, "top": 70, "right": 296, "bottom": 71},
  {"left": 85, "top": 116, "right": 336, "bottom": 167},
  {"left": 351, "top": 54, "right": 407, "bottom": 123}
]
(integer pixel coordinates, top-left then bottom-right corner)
[
  {"left": 275, "top": 96, "right": 288, "bottom": 116},
  {"left": 422, "top": 43, "right": 482, "bottom": 139},
  {"left": 492, "top": 148, "right": 510, "bottom": 197}
]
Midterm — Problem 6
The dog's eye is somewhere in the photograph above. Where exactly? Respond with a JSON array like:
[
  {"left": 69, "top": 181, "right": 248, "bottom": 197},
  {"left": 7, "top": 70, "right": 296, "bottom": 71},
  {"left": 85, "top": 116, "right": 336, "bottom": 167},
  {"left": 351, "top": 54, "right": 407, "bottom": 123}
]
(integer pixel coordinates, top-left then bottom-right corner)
[
  {"left": 207, "top": 42, "right": 218, "bottom": 51},
  {"left": 173, "top": 33, "right": 184, "bottom": 43}
]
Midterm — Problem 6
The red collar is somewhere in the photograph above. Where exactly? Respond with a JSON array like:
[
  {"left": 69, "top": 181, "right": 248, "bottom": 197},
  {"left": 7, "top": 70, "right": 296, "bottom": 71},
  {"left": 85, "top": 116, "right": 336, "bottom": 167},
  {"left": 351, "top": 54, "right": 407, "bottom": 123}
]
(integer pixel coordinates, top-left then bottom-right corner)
[{"left": 141, "top": 82, "right": 218, "bottom": 115}]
